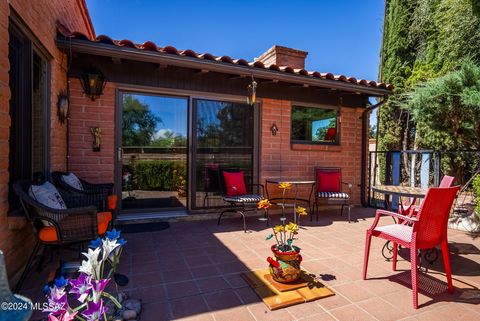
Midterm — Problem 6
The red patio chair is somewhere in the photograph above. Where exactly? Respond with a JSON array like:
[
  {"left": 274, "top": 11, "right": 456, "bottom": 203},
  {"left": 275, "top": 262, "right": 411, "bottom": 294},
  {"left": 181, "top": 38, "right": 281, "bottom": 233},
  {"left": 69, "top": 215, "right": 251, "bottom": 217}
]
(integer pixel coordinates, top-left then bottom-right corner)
[
  {"left": 313, "top": 167, "right": 352, "bottom": 222},
  {"left": 363, "top": 185, "right": 460, "bottom": 309},
  {"left": 217, "top": 168, "right": 266, "bottom": 232},
  {"left": 399, "top": 175, "right": 455, "bottom": 216},
  {"left": 324, "top": 128, "right": 337, "bottom": 141}
]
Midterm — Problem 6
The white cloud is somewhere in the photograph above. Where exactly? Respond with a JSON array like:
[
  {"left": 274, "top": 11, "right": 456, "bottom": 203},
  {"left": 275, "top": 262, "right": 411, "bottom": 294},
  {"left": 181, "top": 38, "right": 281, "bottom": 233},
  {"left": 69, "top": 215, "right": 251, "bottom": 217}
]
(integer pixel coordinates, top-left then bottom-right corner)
[{"left": 153, "top": 129, "right": 172, "bottom": 139}]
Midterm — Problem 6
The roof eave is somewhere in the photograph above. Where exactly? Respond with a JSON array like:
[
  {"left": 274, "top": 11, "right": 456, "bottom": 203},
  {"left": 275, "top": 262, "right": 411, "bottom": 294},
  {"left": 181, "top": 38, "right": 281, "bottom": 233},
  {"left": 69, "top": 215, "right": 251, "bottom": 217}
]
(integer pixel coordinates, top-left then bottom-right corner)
[{"left": 56, "top": 38, "right": 392, "bottom": 97}]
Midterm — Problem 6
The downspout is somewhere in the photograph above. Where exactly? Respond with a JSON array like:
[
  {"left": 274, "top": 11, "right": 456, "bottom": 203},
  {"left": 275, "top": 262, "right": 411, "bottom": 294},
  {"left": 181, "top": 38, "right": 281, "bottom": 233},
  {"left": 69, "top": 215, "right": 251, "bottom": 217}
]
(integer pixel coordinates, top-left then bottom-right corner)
[{"left": 360, "top": 96, "right": 388, "bottom": 206}]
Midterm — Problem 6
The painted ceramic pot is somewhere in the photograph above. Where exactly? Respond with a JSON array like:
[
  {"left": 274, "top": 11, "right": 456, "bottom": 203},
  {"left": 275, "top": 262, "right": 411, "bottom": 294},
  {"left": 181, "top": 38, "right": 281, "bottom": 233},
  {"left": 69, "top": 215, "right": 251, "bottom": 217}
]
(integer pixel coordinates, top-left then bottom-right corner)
[{"left": 267, "top": 245, "right": 302, "bottom": 283}]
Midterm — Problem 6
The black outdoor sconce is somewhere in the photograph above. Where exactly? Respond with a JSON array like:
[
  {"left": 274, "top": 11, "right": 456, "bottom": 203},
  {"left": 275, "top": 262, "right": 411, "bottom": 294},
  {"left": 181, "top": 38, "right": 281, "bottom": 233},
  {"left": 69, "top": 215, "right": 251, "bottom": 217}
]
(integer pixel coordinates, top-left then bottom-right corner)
[
  {"left": 271, "top": 123, "right": 279, "bottom": 136},
  {"left": 57, "top": 92, "right": 69, "bottom": 124},
  {"left": 80, "top": 68, "right": 106, "bottom": 101}
]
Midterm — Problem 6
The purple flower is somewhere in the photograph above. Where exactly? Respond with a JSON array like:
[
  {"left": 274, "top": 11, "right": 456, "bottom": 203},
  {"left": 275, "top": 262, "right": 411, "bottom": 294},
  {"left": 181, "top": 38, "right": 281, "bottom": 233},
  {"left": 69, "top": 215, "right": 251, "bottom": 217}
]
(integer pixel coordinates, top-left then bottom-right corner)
[
  {"left": 82, "top": 300, "right": 108, "bottom": 321},
  {"left": 54, "top": 276, "right": 68, "bottom": 288},
  {"left": 69, "top": 273, "right": 93, "bottom": 303},
  {"left": 43, "top": 287, "right": 68, "bottom": 315},
  {"left": 106, "top": 229, "right": 121, "bottom": 240},
  {"left": 89, "top": 278, "right": 110, "bottom": 303},
  {"left": 89, "top": 237, "right": 102, "bottom": 249}
]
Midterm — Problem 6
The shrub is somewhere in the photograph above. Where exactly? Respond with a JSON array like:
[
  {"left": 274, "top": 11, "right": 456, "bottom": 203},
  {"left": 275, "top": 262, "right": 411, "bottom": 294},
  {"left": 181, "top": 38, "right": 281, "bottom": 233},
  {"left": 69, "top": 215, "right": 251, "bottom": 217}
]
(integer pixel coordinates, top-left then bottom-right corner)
[
  {"left": 134, "top": 160, "right": 186, "bottom": 191},
  {"left": 472, "top": 174, "right": 480, "bottom": 217}
]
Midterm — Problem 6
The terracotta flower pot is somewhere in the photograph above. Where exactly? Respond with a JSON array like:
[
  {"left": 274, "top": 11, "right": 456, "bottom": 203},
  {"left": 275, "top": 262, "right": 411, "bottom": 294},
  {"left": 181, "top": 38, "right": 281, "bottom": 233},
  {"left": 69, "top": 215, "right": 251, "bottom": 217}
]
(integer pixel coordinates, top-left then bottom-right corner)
[{"left": 267, "top": 245, "right": 302, "bottom": 283}]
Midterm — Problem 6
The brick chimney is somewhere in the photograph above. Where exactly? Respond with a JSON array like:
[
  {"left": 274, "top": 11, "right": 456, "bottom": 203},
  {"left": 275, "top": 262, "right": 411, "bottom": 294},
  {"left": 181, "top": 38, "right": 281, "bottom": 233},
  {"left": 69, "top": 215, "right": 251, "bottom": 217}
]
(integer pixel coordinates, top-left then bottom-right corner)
[{"left": 256, "top": 45, "right": 308, "bottom": 69}]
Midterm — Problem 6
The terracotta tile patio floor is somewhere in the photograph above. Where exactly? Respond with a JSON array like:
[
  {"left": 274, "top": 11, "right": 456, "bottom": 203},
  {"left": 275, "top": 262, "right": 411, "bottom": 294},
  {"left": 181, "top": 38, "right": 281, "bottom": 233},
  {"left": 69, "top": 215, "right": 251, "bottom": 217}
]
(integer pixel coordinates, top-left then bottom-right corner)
[{"left": 19, "top": 207, "right": 480, "bottom": 320}]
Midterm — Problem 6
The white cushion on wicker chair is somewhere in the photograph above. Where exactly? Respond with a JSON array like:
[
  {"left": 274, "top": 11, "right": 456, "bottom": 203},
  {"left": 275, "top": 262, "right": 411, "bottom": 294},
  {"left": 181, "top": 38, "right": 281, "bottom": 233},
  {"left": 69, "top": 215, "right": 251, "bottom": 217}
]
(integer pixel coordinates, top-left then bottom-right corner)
[
  {"left": 28, "top": 182, "right": 67, "bottom": 226},
  {"left": 28, "top": 182, "right": 66, "bottom": 210},
  {"left": 61, "top": 173, "right": 84, "bottom": 191},
  {"left": 374, "top": 224, "right": 413, "bottom": 243},
  {"left": 317, "top": 192, "right": 349, "bottom": 199},
  {"left": 223, "top": 194, "right": 263, "bottom": 203}
]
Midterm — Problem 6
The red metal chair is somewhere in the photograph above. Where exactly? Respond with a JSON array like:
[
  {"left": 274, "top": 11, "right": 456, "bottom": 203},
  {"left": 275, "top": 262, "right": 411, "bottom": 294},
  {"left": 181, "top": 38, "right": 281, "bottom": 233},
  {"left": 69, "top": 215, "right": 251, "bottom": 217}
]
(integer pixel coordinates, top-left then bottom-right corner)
[
  {"left": 399, "top": 175, "right": 455, "bottom": 216},
  {"left": 363, "top": 185, "right": 460, "bottom": 308}
]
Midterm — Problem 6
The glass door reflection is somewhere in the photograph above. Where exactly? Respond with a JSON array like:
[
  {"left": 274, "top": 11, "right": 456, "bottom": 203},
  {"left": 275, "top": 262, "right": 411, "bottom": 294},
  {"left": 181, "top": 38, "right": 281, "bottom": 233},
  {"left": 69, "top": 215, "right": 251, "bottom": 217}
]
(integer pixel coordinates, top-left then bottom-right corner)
[
  {"left": 192, "top": 98, "right": 254, "bottom": 209},
  {"left": 120, "top": 93, "right": 188, "bottom": 211}
]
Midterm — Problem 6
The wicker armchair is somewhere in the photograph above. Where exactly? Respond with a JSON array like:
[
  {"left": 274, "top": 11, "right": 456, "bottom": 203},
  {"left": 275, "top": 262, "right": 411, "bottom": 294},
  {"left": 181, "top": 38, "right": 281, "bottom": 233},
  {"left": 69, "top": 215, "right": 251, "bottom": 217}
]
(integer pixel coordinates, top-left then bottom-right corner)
[
  {"left": 12, "top": 180, "right": 111, "bottom": 292},
  {"left": 51, "top": 171, "right": 113, "bottom": 211}
]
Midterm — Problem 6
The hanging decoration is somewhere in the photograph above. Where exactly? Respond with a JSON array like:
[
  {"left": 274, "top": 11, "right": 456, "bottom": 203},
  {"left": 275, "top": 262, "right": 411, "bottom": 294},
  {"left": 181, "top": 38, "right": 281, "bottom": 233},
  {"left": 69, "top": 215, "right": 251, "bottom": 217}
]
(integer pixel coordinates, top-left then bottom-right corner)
[{"left": 247, "top": 75, "right": 257, "bottom": 106}]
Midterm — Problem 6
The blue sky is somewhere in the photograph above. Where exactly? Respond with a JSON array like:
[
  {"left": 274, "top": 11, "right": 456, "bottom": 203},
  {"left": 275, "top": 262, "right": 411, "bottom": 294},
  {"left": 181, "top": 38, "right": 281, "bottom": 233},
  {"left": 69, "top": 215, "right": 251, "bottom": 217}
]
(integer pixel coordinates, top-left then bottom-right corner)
[{"left": 88, "top": 0, "right": 384, "bottom": 125}]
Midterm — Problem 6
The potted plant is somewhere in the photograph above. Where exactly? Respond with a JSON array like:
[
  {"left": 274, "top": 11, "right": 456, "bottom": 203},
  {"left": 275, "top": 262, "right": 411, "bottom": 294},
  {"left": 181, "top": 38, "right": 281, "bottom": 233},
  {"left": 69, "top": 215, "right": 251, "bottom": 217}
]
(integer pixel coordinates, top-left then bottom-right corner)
[{"left": 258, "top": 183, "right": 308, "bottom": 283}]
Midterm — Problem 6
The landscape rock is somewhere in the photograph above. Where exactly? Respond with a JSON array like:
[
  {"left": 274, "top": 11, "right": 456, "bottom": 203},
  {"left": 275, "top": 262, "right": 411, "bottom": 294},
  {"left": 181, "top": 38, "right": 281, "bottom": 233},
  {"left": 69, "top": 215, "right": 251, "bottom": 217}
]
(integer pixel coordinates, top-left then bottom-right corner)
[
  {"left": 448, "top": 212, "right": 480, "bottom": 233},
  {"left": 117, "top": 292, "right": 128, "bottom": 303},
  {"left": 122, "top": 309, "right": 137, "bottom": 320},
  {"left": 123, "top": 298, "right": 142, "bottom": 314}
]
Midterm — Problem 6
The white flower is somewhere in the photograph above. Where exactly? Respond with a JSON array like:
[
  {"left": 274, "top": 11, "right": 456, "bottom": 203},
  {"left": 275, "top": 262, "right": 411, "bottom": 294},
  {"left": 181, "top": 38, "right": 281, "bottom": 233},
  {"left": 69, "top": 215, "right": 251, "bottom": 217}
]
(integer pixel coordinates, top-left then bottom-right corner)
[
  {"left": 101, "top": 238, "right": 120, "bottom": 261},
  {"left": 82, "top": 247, "right": 101, "bottom": 263},
  {"left": 78, "top": 260, "right": 94, "bottom": 276},
  {"left": 80, "top": 247, "right": 102, "bottom": 278}
]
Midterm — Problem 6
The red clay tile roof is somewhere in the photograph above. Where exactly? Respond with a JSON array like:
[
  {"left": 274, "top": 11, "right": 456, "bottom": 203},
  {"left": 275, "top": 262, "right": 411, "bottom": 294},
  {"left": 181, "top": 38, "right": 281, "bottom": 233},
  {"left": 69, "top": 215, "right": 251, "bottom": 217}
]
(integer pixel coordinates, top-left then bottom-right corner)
[{"left": 57, "top": 29, "right": 393, "bottom": 91}]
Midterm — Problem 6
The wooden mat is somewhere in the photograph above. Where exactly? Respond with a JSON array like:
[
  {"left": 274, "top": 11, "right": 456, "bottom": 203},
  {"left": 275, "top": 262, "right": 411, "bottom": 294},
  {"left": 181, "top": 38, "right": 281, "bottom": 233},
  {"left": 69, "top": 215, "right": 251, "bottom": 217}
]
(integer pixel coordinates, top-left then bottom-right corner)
[{"left": 241, "top": 269, "right": 335, "bottom": 310}]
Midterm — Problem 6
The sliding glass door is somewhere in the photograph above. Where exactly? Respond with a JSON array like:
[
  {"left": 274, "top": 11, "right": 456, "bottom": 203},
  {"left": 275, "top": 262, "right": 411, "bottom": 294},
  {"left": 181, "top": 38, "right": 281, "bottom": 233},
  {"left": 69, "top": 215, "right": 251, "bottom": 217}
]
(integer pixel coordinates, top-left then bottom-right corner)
[
  {"left": 119, "top": 92, "right": 188, "bottom": 211},
  {"left": 191, "top": 98, "right": 255, "bottom": 209},
  {"left": 117, "top": 92, "right": 257, "bottom": 213}
]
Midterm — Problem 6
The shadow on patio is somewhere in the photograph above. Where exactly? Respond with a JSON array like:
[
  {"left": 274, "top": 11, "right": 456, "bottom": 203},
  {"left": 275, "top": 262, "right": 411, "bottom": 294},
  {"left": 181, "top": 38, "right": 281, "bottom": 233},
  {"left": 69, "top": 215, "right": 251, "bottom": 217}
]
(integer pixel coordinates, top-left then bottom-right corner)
[{"left": 17, "top": 207, "right": 480, "bottom": 321}]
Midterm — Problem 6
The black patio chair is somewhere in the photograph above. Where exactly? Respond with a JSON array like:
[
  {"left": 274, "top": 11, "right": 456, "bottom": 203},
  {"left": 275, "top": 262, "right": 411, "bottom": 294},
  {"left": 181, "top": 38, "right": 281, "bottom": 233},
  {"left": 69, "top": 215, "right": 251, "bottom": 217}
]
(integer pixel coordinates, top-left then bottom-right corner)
[
  {"left": 51, "top": 171, "right": 113, "bottom": 211},
  {"left": 313, "top": 167, "right": 352, "bottom": 222},
  {"left": 217, "top": 168, "right": 267, "bottom": 232},
  {"left": 12, "top": 180, "right": 111, "bottom": 293}
]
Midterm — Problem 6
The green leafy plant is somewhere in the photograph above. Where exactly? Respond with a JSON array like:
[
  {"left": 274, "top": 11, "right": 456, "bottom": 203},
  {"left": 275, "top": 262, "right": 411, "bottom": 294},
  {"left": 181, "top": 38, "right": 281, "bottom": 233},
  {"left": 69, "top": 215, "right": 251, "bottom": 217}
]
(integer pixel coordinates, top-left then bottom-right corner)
[
  {"left": 472, "top": 174, "right": 480, "bottom": 217},
  {"left": 134, "top": 160, "right": 186, "bottom": 191}
]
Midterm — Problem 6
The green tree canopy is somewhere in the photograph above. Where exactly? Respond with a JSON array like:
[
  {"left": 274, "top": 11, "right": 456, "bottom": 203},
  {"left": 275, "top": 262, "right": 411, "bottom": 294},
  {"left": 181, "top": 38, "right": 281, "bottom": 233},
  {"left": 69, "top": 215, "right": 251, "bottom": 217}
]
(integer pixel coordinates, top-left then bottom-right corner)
[
  {"left": 379, "top": 0, "right": 480, "bottom": 151},
  {"left": 122, "top": 94, "right": 161, "bottom": 146},
  {"left": 404, "top": 60, "right": 480, "bottom": 151}
]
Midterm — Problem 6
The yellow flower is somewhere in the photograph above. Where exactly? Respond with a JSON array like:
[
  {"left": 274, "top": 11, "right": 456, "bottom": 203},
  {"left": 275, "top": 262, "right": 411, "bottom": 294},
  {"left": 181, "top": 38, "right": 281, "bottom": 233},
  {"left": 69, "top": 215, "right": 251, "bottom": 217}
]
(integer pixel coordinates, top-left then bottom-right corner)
[
  {"left": 278, "top": 182, "right": 292, "bottom": 190},
  {"left": 257, "top": 199, "right": 271, "bottom": 209},
  {"left": 274, "top": 225, "right": 285, "bottom": 233},
  {"left": 285, "top": 222, "right": 299, "bottom": 232},
  {"left": 296, "top": 206, "right": 308, "bottom": 216}
]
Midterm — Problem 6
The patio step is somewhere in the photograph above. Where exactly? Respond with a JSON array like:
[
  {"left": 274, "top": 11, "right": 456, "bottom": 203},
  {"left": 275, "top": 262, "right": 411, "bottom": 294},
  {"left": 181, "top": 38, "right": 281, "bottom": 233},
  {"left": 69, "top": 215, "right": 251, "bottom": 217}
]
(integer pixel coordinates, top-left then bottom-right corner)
[{"left": 115, "top": 210, "right": 188, "bottom": 224}]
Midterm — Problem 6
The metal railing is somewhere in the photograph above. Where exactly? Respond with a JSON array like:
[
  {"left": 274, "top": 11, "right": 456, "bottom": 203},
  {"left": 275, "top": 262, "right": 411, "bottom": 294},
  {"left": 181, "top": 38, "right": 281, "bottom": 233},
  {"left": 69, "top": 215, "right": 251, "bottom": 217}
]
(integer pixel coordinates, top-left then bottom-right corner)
[{"left": 368, "top": 150, "right": 480, "bottom": 208}]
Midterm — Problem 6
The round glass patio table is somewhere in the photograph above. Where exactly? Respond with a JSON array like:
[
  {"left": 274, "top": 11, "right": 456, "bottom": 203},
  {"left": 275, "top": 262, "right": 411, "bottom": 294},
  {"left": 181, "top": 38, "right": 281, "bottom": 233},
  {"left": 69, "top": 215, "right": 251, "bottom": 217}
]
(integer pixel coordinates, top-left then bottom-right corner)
[
  {"left": 371, "top": 185, "right": 437, "bottom": 267},
  {"left": 265, "top": 178, "right": 315, "bottom": 223}
]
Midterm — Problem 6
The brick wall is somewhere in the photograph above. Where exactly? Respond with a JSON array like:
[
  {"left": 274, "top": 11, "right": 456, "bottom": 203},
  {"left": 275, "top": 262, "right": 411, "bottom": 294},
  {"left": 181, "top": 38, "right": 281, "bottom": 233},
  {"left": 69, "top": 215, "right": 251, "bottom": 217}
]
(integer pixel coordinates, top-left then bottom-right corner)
[
  {"left": 68, "top": 78, "right": 115, "bottom": 183},
  {"left": 0, "top": 0, "right": 94, "bottom": 279},
  {"left": 260, "top": 98, "right": 364, "bottom": 206}
]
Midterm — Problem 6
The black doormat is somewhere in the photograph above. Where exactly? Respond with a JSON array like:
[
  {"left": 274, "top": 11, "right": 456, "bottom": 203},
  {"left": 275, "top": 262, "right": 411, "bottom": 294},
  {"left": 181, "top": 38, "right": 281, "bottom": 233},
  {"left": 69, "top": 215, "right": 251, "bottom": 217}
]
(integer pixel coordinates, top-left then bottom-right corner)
[
  {"left": 122, "top": 197, "right": 184, "bottom": 210},
  {"left": 119, "top": 222, "right": 170, "bottom": 234}
]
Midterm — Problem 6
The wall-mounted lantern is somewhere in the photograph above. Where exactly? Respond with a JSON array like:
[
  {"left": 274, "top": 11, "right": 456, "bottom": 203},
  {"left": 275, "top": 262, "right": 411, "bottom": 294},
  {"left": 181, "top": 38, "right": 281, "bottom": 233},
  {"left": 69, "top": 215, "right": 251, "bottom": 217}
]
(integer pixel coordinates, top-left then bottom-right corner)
[
  {"left": 57, "top": 92, "right": 69, "bottom": 124},
  {"left": 270, "top": 123, "right": 279, "bottom": 136},
  {"left": 80, "top": 68, "right": 106, "bottom": 101}
]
